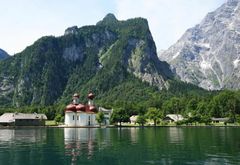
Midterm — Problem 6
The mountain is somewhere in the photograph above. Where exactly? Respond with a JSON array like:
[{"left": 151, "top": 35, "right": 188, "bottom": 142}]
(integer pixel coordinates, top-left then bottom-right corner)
[
  {"left": 0, "top": 49, "right": 9, "bottom": 60},
  {"left": 159, "top": 0, "right": 240, "bottom": 90},
  {"left": 0, "top": 14, "right": 173, "bottom": 107}
]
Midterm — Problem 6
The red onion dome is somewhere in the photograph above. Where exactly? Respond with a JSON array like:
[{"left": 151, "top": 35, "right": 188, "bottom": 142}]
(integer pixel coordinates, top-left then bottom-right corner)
[
  {"left": 73, "top": 93, "right": 80, "bottom": 98},
  {"left": 89, "top": 105, "right": 97, "bottom": 112},
  {"left": 76, "top": 104, "right": 86, "bottom": 111},
  {"left": 65, "top": 104, "right": 76, "bottom": 112},
  {"left": 88, "top": 92, "right": 95, "bottom": 100}
]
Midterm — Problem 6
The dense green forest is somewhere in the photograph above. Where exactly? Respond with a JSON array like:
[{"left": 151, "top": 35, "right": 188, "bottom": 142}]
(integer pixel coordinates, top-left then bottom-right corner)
[
  {"left": 0, "top": 14, "right": 239, "bottom": 125},
  {"left": 108, "top": 86, "right": 240, "bottom": 125},
  {"left": 1, "top": 80, "right": 240, "bottom": 124}
]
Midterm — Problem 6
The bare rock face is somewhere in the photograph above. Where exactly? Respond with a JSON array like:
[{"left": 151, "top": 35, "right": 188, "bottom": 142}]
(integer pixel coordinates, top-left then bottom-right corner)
[
  {"left": 0, "top": 76, "right": 14, "bottom": 104},
  {"left": 63, "top": 45, "right": 85, "bottom": 62},
  {"left": 0, "top": 49, "right": 9, "bottom": 60},
  {"left": 126, "top": 37, "right": 172, "bottom": 89},
  {"left": 64, "top": 26, "right": 78, "bottom": 35},
  {"left": 63, "top": 25, "right": 117, "bottom": 62},
  {"left": 159, "top": 0, "right": 240, "bottom": 90}
]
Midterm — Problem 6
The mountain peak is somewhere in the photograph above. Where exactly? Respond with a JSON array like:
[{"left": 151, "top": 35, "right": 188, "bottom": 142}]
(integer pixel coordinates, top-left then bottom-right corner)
[
  {"left": 159, "top": 0, "right": 240, "bottom": 90},
  {"left": 96, "top": 13, "right": 118, "bottom": 26},
  {"left": 103, "top": 13, "right": 117, "bottom": 21}
]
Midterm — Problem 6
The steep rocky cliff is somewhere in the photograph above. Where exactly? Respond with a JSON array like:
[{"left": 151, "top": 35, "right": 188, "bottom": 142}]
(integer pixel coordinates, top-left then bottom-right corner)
[{"left": 159, "top": 0, "right": 240, "bottom": 90}]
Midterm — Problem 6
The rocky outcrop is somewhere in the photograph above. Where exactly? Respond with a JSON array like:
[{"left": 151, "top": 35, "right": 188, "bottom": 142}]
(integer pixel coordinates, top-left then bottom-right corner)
[
  {"left": 159, "top": 0, "right": 240, "bottom": 90},
  {"left": 0, "top": 49, "right": 9, "bottom": 60},
  {"left": 64, "top": 26, "right": 78, "bottom": 35},
  {"left": 126, "top": 37, "right": 172, "bottom": 89}
]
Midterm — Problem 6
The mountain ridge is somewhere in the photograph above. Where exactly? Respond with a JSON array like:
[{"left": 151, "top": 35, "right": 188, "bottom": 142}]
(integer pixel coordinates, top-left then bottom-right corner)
[
  {"left": 159, "top": 0, "right": 240, "bottom": 90},
  {"left": 0, "top": 14, "right": 174, "bottom": 107}
]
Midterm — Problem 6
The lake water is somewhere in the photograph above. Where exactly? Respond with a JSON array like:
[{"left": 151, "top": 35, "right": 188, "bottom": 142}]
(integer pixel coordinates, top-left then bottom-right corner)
[{"left": 0, "top": 127, "right": 239, "bottom": 165}]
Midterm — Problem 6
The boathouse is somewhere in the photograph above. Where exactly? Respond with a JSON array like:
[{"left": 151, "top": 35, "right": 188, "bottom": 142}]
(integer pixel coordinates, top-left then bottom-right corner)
[
  {"left": 0, "top": 113, "right": 47, "bottom": 126},
  {"left": 211, "top": 117, "right": 229, "bottom": 124}
]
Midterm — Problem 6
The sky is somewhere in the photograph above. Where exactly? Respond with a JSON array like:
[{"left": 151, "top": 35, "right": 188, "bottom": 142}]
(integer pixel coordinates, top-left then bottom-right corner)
[{"left": 0, "top": 0, "right": 226, "bottom": 55}]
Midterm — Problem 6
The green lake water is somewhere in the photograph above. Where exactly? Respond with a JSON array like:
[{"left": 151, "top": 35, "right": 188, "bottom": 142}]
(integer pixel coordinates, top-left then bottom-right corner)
[{"left": 0, "top": 127, "right": 239, "bottom": 165}]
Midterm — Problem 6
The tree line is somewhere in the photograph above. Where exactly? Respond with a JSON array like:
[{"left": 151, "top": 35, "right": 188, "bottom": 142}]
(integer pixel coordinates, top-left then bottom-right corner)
[
  {"left": 109, "top": 90, "right": 240, "bottom": 126},
  {"left": 0, "top": 89, "right": 240, "bottom": 125}
]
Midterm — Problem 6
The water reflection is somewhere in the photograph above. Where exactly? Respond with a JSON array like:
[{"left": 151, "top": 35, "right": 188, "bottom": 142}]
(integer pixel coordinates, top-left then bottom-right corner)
[
  {"left": 64, "top": 128, "right": 93, "bottom": 163},
  {"left": 204, "top": 156, "right": 231, "bottom": 165},
  {"left": 64, "top": 128, "right": 111, "bottom": 164},
  {"left": 0, "top": 127, "right": 239, "bottom": 165},
  {"left": 0, "top": 128, "right": 47, "bottom": 165},
  {"left": 64, "top": 128, "right": 96, "bottom": 142},
  {"left": 0, "top": 128, "right": 46, "bottom": 143},
  {"left": 129, "top": 127, "right": 138, "bottom": 144},
  {"left": 168, "top": 127, "right": 184, "bottom": 144}
]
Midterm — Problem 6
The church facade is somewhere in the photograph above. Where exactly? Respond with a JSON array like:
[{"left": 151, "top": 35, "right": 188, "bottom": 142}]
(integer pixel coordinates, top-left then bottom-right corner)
[
  {"left": 65, "top": 93, "right": 98, "bottom": 127},
  {"left": 64, "top": 93, "right": 112, "bottom": 127}
]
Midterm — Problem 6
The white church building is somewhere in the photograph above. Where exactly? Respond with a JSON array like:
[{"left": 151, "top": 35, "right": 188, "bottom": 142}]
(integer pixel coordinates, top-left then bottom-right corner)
[{"left": 64, "top": 93, "right": 112, "bottom": 127}]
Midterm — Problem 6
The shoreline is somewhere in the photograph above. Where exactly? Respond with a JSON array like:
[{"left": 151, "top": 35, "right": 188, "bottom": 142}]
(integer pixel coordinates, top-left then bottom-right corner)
[{"left": 0, "top": 124, "right": 240, "bottom": 129}]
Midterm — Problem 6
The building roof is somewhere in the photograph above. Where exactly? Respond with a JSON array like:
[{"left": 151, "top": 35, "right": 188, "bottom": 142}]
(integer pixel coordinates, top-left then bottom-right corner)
[
  {"left": 66, "top": 104, "right": 97, "bottom": 114},
  {"left": 98, "top": 107, "right": 112, "bottom": 113},
  {"left": 73, "top": 93, "right": 80, "bottom": 98},
  {"left": 165, "top": 114, "right": 184, "bottom": 122},
  {"left": 130, "top": 115, "right": 138, "bottom": 122},
  {"left": 87, "top": 92, "right": 95, "bottom": 100},
  {"left": 211, "top": 117, "right": 230, "bottom": 122},
  {"left": 0, "top": 113, "right": 47, "bottom": 123},
  {"left": 66, "top": 104, "right": 77, "bottom": 111},
  {"left": 76, "top": 104, "right": 85, "bottom": 111}
]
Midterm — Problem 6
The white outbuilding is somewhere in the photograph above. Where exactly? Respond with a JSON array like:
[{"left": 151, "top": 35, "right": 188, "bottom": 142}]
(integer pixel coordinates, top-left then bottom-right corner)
[{"left": 163, "top": 114, "right": 184, "bottom": 123}]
